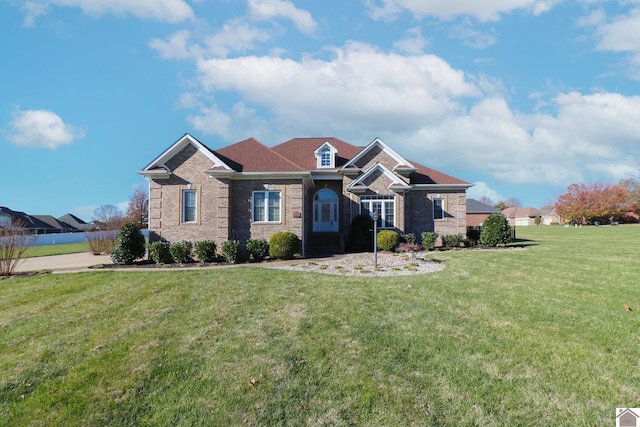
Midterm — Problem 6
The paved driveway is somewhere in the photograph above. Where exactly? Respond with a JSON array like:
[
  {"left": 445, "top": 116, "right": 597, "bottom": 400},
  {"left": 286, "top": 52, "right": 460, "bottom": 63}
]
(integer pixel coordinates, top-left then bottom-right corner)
[{"left": 15, "top": 253, "right": 113, "bottom": 274}]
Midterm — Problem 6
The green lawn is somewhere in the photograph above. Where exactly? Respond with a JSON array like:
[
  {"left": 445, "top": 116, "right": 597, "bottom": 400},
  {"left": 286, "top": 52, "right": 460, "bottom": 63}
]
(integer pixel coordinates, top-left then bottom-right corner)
[
  {"left": 23, "top": 242, "right": 90, "bottom": 258},
  {"left": 1, "top": 225, "right": 639, "bottom": 425}
]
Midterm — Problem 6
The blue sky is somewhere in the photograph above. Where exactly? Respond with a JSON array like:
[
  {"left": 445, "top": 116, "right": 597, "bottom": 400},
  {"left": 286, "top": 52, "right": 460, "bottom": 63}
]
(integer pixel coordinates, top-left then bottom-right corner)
[{"left": 2, "top": 0, "right": 640, "bottom": 220}]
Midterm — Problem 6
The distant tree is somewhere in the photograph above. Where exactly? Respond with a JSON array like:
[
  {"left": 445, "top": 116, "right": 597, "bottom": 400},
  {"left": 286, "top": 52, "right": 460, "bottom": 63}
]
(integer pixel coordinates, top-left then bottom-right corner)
[
  {"left": 93, "top": 204, "right": 124, "bottom": 231},
  {"left": 0, "top": 220, "right": 37, "bottom": 276},
  {"left": 125, "top": 185, "right": 149, "bottom": 229},
  {"left": 555, "top": 183, "right": 627, "bottom": 224},
  {"left": 618, "top": 178, "right": 640, "bottom": 215},
  {"left": 478, "top": 196, "right": 494, "bottom": 206},
  {"left": 494, "top": 198, "right": 521, "bottom": 210}
]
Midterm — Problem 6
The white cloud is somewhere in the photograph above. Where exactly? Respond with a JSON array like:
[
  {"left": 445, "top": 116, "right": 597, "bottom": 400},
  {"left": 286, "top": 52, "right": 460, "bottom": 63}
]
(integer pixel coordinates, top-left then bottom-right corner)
[
  {"left": 393, "top": 26, "right": 428, "bottom": 54},
  {"left": 150, "top": 21, "right": 272, "bottom": 60},
  {"left": 467, "top": 182, "right": 504, "bottom": 203},
  {"left": 5, "top": 109, "right": 86, "bottom": 149},
  {"left": 448, "top": 19, "right": 497, "bottom": 49},
  {"left": 366, "top": 0, "right": 560, "bottom": 22},
  {"left": 594, "top": 8, "right": 640, "bottom": 53},
  {"left": 194, "top": 41, "right": 480, "bottom": 138},
  {"left": 248, "top": 0, "right": 317, "bottom": 34},
  {"left": 22, "top": 0, "right": 194, "bottom": 26}
]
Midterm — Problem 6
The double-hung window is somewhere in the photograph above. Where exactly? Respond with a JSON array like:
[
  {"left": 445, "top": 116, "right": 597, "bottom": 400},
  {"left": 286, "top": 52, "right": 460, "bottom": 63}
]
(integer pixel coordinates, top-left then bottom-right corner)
[
  {"left": 360, "top": 195, "right": 395, "bottom": 228},
  {"left": 253, "top": 191, "right": 281, "bottom": 222},
  {"left": 182, "top": 190, "right": 197, "bottom": 223},
  {"left": 433, "top": 198, "right": 444, "bottom": 220}
]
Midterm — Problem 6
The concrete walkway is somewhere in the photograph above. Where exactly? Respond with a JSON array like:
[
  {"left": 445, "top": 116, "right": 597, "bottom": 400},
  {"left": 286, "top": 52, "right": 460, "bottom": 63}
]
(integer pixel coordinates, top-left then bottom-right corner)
[{"left": 15, "top": 252, "right": 113, "bottom": 274}]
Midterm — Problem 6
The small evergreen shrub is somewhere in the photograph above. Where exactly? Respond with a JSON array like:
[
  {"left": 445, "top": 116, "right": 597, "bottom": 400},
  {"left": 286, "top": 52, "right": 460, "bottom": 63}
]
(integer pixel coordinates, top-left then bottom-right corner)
[
  {"left": 348, "top": 214, "right": 373, "bottom": 252},
  {"left": 110, "top": 222, "right": 146, "bottom": 265},
  {"left": 194, "top": 240, "right": 217, "bottom": 263},
  {"left": 149, "top": 241, "right": 172, "bottom": 264},
  {"left": 534, "top": 215, "right": 542, "bottom": 226},
  {"left": 421, "top": 231, "right": 439, "bottom": 251},
  {"left": 221, "top": 240, "right": 239, "bottom": 264},
  {"left": 376, "top": 230, "right": 400, "bottom": 251},
  {"left": 246, "top": 238, "right": 269, "bottom": 262},
  {"left": 480, "top": 213, "right": 512, "bottom": 247},
  {"left": 400, "top": 233, "right": 416, "bottom": 244},
  {"left": 170, "top": 241, "right": 193, "bottom": 263},
  {"left": 441, "top": 234, "right": 461, "bottom": 248},
  {"left": 269, "top": 231, "right": 300, "bottom": 260}
]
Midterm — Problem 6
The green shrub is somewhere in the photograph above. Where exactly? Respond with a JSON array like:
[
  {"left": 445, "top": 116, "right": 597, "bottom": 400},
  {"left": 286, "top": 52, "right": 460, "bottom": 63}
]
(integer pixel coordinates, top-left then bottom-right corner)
[
  {"left": 110, "top": 223, "right": 146, "bottom": 265},
  {"left": 194, "top": 240, "right": 217, "bottom": 263},
  {"left": 268, "top": 231, "right": 300, "bottom": 260},
  {"left": 534, "top": 215, "right": 542, "bottom": 226},
  {"left": 348, "top": 214, "right": 373, "bottom": 252},
  {"left": 401, "top": 233, "right": 416, "bottom": 244},
  {"left": 376, "top": 230, "right": 400, "bottom": 251},
  {"left": 421, "top": 231, "right": 439, "bottom": 251},
  {"left": 149, "top": 241, "right": 172, "bottom": 264},
  {"left": 221, "top": 240, "right": 239, "bottom": 264},
  {"left": 246, "top": 238, "right": 269, "bottom": 262},
  {"left": 480, "top": 213, "right": 512, "bottom": 247},
  {"left": 170, "top": 241, "right": 193, "bottom": 263},
  {"left": 441, "top": 234, "right": 461, "bottom": 248}
]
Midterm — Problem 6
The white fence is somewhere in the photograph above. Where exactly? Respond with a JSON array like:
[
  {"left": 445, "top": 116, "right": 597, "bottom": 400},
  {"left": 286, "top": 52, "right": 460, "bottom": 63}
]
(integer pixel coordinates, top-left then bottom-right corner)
[{"left": 29, "top": 230, "right": 149, "bottom": 246}]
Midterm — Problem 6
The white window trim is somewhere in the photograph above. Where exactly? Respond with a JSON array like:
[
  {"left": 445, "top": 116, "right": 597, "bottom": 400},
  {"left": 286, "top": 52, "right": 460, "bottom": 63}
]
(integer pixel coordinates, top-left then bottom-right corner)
[
  {"left": 314, "top": 142, "right": 337, "bottom": 169},
  {"left": 252, "top": 190, "right": 282, "bottom": 223},
  {"left": 433, "top": 198, "right": 444, "bottom": 221},
  {"left": 182, "top": 189, "right": 197, "bottom": 223},
  {"left": 360, "top": 195, "right": 395, "bottom": 229}
]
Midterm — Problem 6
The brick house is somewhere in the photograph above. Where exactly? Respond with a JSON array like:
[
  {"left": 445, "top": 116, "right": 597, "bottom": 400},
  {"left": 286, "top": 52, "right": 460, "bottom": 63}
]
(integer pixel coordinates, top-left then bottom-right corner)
[{"left": 139, "top": 134, "right": 471, "bottom": 255}]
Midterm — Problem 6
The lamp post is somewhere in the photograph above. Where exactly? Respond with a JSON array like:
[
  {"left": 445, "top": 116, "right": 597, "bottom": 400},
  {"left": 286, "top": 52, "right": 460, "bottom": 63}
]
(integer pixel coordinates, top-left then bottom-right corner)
[{"left": 373, "top": 212, "right": 378, "bottom": 269}]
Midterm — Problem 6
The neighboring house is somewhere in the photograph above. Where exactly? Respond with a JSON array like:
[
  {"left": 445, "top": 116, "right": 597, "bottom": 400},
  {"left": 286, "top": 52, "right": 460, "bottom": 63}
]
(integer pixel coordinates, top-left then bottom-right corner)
[
  {"left": 58, "top": 213, "right": 97, "bottom": 231},
  {"left": 537, "top": 206, "right": 561, "bottom": 225},
  {"left": 139, "top": 134, "right": 471, "bottom": 255},
  {"left": 502, "top": 206, "right": 541, "bottom": 226},
  {"left": 466, "top": 199, "right": 500, "bottom": 227},
  {"left": 0, "top": 207, "right": 92, "bottom": 234}
]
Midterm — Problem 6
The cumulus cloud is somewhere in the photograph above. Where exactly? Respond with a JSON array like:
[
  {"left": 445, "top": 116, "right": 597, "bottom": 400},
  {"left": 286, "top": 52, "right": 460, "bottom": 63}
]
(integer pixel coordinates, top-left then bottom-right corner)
[
  {"left": 194, "top": 41, "right": 480, "bottom": 138},
  {"left": 366, "top": 0, "right": 560, "bottom": 22},
  {"left": 248, "top": 0, "right": 317, "bottom": 34},
  {"left": 594, "top": 8, "right": 640, "bottom": 53},
  {"left": 21, "top": 0, "right": 194, "bottom": 26},
  {"left": 467, "top": 182, "right": 504, "bottom": 203},
  {"left": 5, "top": 109, "right": 86, "bottom": 149},
  {"left": 393, "top": 27, "right": 428, "bottom": 54}
]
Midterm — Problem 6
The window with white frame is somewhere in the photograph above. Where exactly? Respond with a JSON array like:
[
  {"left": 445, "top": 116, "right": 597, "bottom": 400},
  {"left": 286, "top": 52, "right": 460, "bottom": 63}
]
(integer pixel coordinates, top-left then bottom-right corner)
[
  {"left": 360, "top": 195, "right": 395, "bottom": 228},
  {"left": 320, "top": 147, "right": 332, "bottom": 167},
  {"left": 433, "top": 198, "right": 444, "bottom": 220},
  {"left": 182, "top": 190, "right": 197, "bottom": 223},
  {"left": 253, "top": 191, "right": 281, "bottom": 222}
]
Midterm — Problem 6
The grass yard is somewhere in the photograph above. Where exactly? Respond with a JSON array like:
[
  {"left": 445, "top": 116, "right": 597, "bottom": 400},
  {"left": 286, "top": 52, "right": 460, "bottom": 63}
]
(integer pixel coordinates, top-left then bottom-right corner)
[
  {"left": 1, "top": 225, "right": 639, "bottom": 426},
  {"left": 23, "top": 242, "right": 90, "bottom": 258}
]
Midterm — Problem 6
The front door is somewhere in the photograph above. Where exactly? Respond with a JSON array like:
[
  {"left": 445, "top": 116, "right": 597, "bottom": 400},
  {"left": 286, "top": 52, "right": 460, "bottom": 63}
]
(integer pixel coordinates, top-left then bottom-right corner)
[{"left": 313, "top": 189, "right": 339, "bottom": 232}]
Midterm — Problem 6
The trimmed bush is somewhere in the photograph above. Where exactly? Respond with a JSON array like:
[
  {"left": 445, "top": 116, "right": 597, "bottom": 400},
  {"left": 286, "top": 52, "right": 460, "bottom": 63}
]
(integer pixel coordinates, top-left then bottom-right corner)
[
  {"left": 110, "top": 222, "right": 146, "bottom": 265},
  {"left": 480, "top": 213, "right": 512, "bottom": 247},
  {"left": 221, "top": 240, "right": 239, "bottom": 264},
  {"left": 348, "top": 214, "right": 374, "bottom": 252},
  {"left": 376, "top": 230, "right": 400, "bottom": 251},
  {"left": 194, "top": 240, "right": 217, "bottom": 263},
  {"left": 441, "top": 234, "right": 461, "bottom": 248},
  {"left": 401, "top": 233, "right": 416, "bottom": 244},
  {"left": 149, "top": 241, "right": 172, "bottom": 264},
  {"left": 269, "top": 231, "right": 300, "bottom": 260},
  {"left": 170, "top": 241, "right": 193, "bottom": 263},
  {"left": 246, "top": 238, "right": 269, "bottom": 262},
  {"left": 421, "top": 231, "right": 439, "bottom": 251}
]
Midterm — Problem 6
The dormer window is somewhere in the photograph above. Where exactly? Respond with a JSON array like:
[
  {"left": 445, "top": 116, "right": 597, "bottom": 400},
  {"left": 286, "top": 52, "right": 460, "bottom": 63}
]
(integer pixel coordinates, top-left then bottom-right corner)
[{"left": 314, "top": 141, "right": 337, "bottom": 169}]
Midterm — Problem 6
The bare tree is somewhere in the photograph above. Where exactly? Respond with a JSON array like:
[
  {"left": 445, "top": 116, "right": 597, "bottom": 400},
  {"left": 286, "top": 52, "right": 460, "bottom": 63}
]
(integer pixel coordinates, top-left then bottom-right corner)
[
  {"left": 0, "top": 220, "right": 37, "bottom": 276},
  {"left": 125, "top": 185, "right": 149, "bottom": 229},
  {"left": 494, "top": 197, "right": 521, "bottom": 210},
  {"left": 478, "top": 196, "right": 494, "bottom": 206},
  {"left": 93, "top": 205, "right": 124, "bottom": 231}
]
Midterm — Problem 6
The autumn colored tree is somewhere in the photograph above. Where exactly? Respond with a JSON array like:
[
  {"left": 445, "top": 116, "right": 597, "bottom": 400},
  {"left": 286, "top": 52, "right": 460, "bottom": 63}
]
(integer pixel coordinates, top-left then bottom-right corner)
[
  {"left": 554, "top": 183, "right": 628, "bottom": 224},
  {"left": 618, "top": 178, "right": 640, "bottom": 215},
  {"left": 125, "top": 185, "right": 149, "bottom": 229}
]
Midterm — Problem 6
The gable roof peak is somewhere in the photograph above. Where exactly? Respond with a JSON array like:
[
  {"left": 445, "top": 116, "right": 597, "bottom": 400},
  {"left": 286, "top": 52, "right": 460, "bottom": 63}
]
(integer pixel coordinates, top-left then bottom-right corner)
[{"left": 342, "top": 137, "right": 415, "bottom": 170}]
